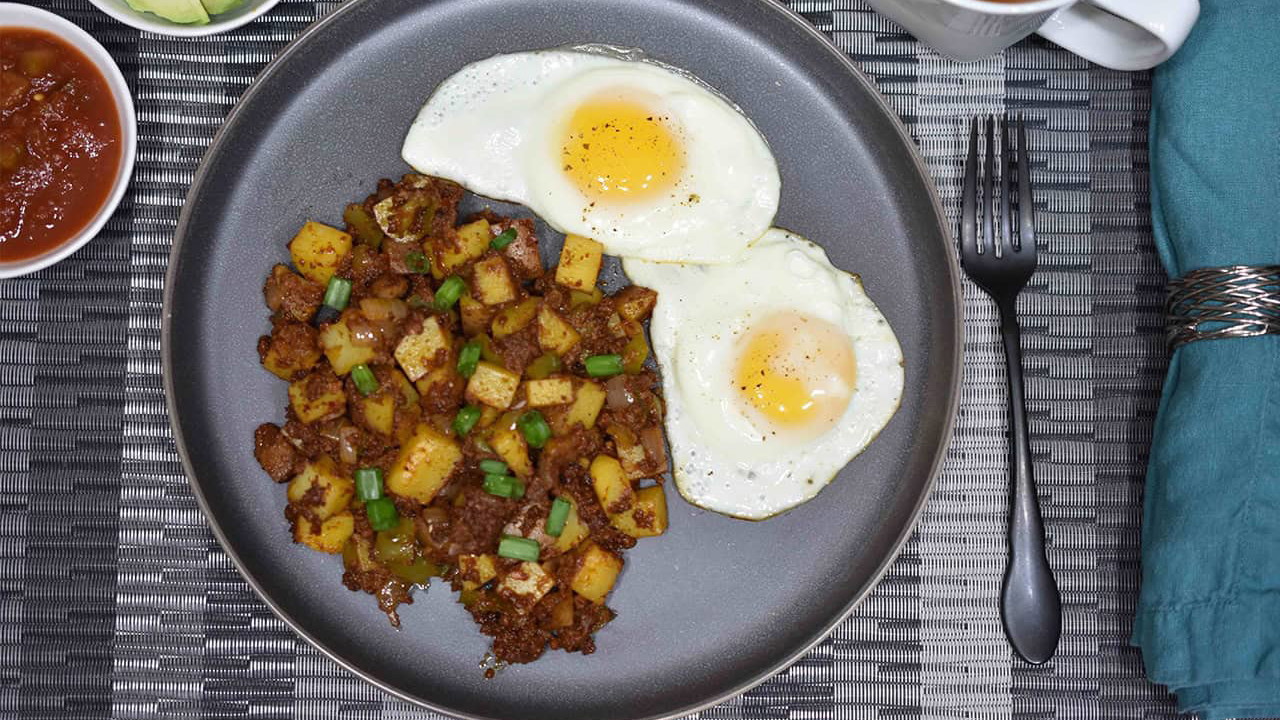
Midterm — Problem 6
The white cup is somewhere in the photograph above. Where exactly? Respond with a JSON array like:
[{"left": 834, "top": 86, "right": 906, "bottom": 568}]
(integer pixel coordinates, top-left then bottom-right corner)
[{"left": 862, "top": 0, "right": 1200, "bottom": 71}]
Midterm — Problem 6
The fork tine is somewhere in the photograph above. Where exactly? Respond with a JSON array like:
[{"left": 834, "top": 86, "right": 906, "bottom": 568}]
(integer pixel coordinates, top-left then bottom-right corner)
[
  {"left": 961, "top": 117, "right": 978, "bottom": 260},
  {"left": 1016, "top": 114, "right": 1036, "bottom": 252},
  {"left": 983, "top": 115, "right": 995, "bottom": 258},
  {"left": 1000, "top": 114, "right": 1014, "bottom": 253}
]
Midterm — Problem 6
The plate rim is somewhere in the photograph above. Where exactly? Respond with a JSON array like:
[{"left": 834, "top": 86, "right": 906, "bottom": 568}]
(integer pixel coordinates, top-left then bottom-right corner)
[{"left": 161, "top": 1, "right": 963, "bottom": 717}]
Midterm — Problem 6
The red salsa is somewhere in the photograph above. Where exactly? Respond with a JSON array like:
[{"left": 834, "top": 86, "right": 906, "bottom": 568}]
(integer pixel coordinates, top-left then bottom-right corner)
[{"left": 0, "top": 28, "right": 122, "bottom": 262}]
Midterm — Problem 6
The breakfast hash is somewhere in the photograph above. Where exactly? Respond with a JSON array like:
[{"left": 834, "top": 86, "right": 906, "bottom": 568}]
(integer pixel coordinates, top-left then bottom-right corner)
[{"left": 253, "top": 173, "right": 670, "bottom": 664}]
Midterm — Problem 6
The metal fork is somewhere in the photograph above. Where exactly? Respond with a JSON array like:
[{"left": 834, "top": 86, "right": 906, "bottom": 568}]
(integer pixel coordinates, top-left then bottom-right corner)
[{"left": 960, "top": 115, "right": 1061, "bottom": 665}]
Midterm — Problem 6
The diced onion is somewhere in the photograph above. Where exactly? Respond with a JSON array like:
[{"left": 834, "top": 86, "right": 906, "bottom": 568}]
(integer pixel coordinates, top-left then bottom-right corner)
[
  {"left": 337, "top": 426, "right": 360, "bottom": 466},
  {"left": 605, "top": 376, "right": 635, "bottom": 410},
  {"left": 640, "top": 426, "right": 667, "bottom": 468}
]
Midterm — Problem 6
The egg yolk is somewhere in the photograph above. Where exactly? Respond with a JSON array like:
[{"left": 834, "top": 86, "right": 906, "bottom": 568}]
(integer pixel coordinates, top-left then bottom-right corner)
[
  {"left": 559, "top": 94, "right": 683, "bottom": 204},
  {"left": 733, "top": 311, "right": 857, "bottom": 441}
]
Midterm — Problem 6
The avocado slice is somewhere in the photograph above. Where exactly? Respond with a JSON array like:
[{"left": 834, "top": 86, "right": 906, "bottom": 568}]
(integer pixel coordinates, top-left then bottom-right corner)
[
  {"left": 199, "top": 0, "right": 245, "bottom": 15},
  {"left": 124, "top": 0, "right": 210, "bottom": 24}
]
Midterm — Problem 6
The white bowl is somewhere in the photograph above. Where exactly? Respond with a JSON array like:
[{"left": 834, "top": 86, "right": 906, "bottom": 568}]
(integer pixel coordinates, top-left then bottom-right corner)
[
  {"left": 0, "top": 3, "right": 137, "bottom": 279},
  {"left": 86, "top": 0, "right": 282, "bottom": 37}
]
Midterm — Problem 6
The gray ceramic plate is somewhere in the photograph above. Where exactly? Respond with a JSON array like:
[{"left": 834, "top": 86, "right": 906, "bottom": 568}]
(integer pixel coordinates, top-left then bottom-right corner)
[{"left": 163, "top": 1, "right": 961, "bottom": 718}]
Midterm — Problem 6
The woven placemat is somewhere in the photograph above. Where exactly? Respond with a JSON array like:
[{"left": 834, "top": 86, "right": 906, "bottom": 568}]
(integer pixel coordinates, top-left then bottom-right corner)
[{"left": 0, "top": 1, "right": 1178, "bottom": 717}]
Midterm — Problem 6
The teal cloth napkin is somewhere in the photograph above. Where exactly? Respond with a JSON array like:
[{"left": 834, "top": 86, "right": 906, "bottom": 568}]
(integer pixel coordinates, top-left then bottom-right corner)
[{"left": 1134, "top": 2, "right": 1280, "bottom": 719}]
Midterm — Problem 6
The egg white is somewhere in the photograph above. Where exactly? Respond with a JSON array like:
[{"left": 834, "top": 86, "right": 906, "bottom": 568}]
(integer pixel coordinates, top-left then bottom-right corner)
[
  {"left": 401, "top": 48, "right": 780, "bottom": 264},
  {"left": 623, "top": 229, "right": 904, "bottom": 520}
]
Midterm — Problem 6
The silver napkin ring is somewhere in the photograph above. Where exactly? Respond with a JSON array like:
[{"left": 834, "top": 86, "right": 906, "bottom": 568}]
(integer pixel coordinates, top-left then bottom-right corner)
[{"left": 1167, "top": 265, "right": 1280, "bottom": 349}]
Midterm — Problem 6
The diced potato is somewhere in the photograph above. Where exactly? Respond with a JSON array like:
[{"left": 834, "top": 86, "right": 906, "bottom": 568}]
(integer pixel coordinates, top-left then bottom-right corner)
[
  {"left": 492, "top": 298, "right": 540, "bottom": 339},
  {"left": 609, "top": 425, "right": 651, "bottom": 481},
  {"left": 388, "top": 367, "right": 420, "bottom": 405},
  {"left": 524, "top": 377, "right": 575, "bottom": 407},
  {"left": 288, "top": 372, "right": 345, "bottom": 424},
  {"left": 590, "top": 455, "right": 634, "bottom": 515},
  {"left": 295, "top": 512, "right": 355, "bottom": 554},
  {"left": 617, "top": 442, "right": 649, "bottom": 481},
  {"left": 373, "top": 198, "right": 410, "bottom": 241},
  {"left": 548, "top": 593, "right": 574, "bottom": 628},
  {"left": 359, "top": 393, "right": 396, "bottom": 435},
  {"left": 343, "top": 203, "right": 384, "bottom": 247},
  {"left": 287, "top": 456, "right": 354, "bottom": 520},
  {"left": 569, "top": 287, "right": 603, "bottom": 309},
  {"left": 613, "top": 285, "right": 658, "bottom": 322},
  {"left": 489, "top": 423, "right": 532, "bottom": 478},
  {"left": 318, "top": 319, "right": 376, "bottom": 375},
  {"left": 570, "top": 541, "right": 623, "bottom": 604},
  {"left": 433, "top": 219, "right": 491, "bottom": 275},
  {"left": 465, "top": 361, "right": 520, "bottom": 409},
  {"left": 537, "top": 304, "right": 581, "bottom": 355},
  {"left": 610, "top": 485, "right": 668, "bottom": 538},
  {"left": 606, "top": 311, "right": 628, "bottom": 338},
  {"left": 356, "top": 367, "right": 419, "bottom": 436},
  {"left": 457, "top": 220, "right": 493, "bottom": 255},
  {"left": 497, "top": 561, "right": 555, "bottom": 613},
  {"left": 472, "top": 255, "right": 518, "bottom": 306},
  {"left": 289, "top": 221, "right": 352, "bottom": 285},
  {"left": 414, "top": 364, "right": 459, "bottom": 397},
  {"left": 552, "top": 496, "right": 590, "bottom": 554},
  {"left": 478, "top": 405, "right": 501, "bottom": 429},
  {"left": 457, "top": 553, "right": 498, "bottom": 590},
  {"left": 565, "top": 380, "right": 607, "bottom": 429},
  {"left": 395, "top": 316, "right": 451, "bottom": 381},
  {"left": 555, "top": 235, "right": 604, "bottom": 290},
  {"left": 459, "top": 293, "right": 495, "bottom": 337},
  {"left": 262, "top": 327, "right": 322, "bottom": 381},
  {"left": 386, "top": 423, "right": 462, "bottom": 503},
  {"left": 614, "top": 440, "right": 645, "bottom": 479},
  {"left": 372, "top": 178, "right": 439, "bottom": 242}
]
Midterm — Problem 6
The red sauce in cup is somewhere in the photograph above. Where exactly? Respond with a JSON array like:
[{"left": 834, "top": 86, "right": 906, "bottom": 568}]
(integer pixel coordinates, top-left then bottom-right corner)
[{"left": 0, "top": 28, "right": 122, "bottom": 262}]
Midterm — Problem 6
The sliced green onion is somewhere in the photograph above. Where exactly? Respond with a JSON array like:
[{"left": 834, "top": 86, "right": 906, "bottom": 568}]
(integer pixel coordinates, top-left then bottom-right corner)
[
  {"left": 457, "top": 340, "right": 482, "bottom": 378},
  {"left": 490, "top": 228, "right": 517, "bottom": 250},
  {"left": 584, "top": 354, "right": 624, "bottom": 378},
  {"left": 404, "top": 251, "right": 430, "bottom": 274},
  {"left": 497, "top": 534, "right": 540, "bottom": 562},
  {"left": 545, "top": 497, "right": 571, "bottom": 537},
  {"left": 365, "top": 497, "right": 399, "bottom": 532},
  {"left": 407, "top": 294, "right": 429, "bottom": 309},
  {"left": 483, "top": 474, "right": 525, "bottom": 499},
  {"left": 322, "top": 276, "right": 352, "bottom": 311},
  {"left": 434, "top": 276, "right": 467, "bottom": 310},
  {"left": 351, "top": 364, "right": 379, "bottom": 395},
  {"left": 453, "top": 405, "right": 481, "bottom": 436},
  {"left": 354, "top": 467, "right": 384, "bottom": 501},
  {"left": 478, "top": 459, "right": 509, "bottom": 475},
  {"left": 517, "top": 410, "right": 551, "bottom": 449}
]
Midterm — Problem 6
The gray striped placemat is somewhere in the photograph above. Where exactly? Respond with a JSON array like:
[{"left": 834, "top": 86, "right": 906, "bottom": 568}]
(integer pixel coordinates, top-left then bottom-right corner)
[{"left": 0, "top": 0, "right": 1179, "bottom": 717}]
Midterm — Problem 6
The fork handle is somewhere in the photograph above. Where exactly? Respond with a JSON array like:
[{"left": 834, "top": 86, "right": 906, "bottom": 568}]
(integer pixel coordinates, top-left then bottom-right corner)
[{"left": 997, "top": 301, "right": 1062, "bottom": 665}]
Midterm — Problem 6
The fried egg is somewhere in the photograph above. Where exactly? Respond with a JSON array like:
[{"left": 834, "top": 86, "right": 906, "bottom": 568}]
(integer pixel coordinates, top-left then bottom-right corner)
[
  {"left": 402, "top": 48, "right": 780, "bottom": 264},
  {"left": 622, "top": 229, "right": 904, "bottom": 520}
]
